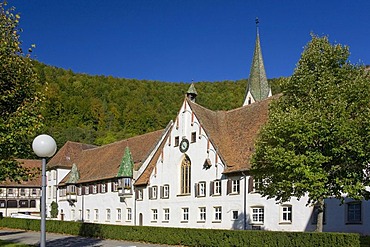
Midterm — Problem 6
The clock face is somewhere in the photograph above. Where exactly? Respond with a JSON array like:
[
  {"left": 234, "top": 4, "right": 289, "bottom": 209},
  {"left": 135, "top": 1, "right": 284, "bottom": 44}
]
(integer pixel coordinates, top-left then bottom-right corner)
[{"left": 179, "top": 138, "right": 189, "bottom": 153}]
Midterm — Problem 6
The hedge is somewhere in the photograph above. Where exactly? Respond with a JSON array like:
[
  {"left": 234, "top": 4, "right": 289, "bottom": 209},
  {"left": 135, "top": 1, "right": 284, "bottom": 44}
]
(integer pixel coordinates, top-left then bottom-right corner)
[{"left": 0, "top": 217, "right": 360, "bottom": 247}]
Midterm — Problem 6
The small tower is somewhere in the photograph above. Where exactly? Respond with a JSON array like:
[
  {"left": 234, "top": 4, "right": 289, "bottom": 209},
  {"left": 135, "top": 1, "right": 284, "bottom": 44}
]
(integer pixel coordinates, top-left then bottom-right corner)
[
  {"left": 243, "top": 18, "right": 272, "bottom": 106},
  {"left": 186, "top": 83, "right": 198, "bottom": 102}
]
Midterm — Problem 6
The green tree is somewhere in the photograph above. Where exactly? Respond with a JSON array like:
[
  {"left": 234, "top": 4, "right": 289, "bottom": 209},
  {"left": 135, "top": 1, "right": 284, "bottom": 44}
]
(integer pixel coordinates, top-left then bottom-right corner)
[
  {"left": 50, "top": 201, "right": 58, "bottom": 218},
  {"left": 0, "top": 3, "right": 43, "bottom": 181},
  {"left": 251, "top": 34, "right": 370, "bottom": 232}
]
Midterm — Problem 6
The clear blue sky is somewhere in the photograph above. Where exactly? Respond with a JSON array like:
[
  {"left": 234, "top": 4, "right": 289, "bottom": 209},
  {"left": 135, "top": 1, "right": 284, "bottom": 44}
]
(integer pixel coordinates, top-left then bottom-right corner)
[{"left": 9, "top": 0, "right": 370, "bottom": 82}]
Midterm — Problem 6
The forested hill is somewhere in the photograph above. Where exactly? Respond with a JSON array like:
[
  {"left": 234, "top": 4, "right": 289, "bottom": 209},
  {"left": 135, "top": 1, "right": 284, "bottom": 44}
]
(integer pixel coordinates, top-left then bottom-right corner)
[{"left": 32, "top": 61, "right": 285, "bottom": 147}]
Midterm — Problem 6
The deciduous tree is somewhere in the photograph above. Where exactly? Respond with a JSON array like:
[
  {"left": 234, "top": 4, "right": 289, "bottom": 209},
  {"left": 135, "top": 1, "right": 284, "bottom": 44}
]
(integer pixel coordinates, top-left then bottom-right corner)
[
  {"left": 0, "top": 3, "right": 43, "bottom": 181},
  {"left": 251, "top": 34, "right": 370, "bottom": 232}
]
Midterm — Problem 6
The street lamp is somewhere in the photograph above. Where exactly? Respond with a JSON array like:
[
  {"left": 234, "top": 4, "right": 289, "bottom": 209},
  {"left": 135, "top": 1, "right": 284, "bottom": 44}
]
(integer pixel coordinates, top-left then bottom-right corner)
[{"left": 32, "top": 134, "right": 57, "bottom": 247}]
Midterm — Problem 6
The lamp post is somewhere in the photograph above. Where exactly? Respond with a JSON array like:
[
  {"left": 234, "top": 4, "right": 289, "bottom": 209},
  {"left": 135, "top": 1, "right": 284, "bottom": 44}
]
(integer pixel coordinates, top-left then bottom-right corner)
[{"left": 32, "top": 134, "right": 57, "bottom": 247}]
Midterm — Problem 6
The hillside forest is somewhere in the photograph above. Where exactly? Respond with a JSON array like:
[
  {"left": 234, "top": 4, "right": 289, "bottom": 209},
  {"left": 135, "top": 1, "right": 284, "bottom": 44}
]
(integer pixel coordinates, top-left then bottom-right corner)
[{"left": 32, "top": 61, "right": 285, "bottom": 148}]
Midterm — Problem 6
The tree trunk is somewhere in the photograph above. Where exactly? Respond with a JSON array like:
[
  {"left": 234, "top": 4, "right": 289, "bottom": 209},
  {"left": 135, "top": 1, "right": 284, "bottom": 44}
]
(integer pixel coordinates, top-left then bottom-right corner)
[{"left": 315, "top": 197, "right": 324, "bottom": 232}]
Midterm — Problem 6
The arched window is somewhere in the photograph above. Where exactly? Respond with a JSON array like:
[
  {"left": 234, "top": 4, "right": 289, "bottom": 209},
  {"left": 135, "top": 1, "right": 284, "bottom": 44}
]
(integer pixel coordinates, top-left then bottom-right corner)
[{"left": 181, "top": 155, "right": 191, "bottom": 194}]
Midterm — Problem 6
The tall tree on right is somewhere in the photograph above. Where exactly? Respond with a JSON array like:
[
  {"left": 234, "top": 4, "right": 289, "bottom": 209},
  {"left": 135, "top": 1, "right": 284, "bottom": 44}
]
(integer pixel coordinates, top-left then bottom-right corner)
[{"left": 251, "top": 34, "right": 370, "bottom": 232}]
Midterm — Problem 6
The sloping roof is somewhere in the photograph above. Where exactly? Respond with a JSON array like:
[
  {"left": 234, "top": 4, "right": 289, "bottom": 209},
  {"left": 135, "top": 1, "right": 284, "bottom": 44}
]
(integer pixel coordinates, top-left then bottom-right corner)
[
  {"left": 189, "top": 95, "right": 278, "bottom": 173},
  {"left": 135, "top": 127, "right": 172, "bottom": 186},
  {"left": 1, "top": 159, "right": 41, "bottom": 187},
  {"left": 47, "top": 141, "right": 97, "bottom": 170},
  {"left": 60, "top": 129, "right": 165, "bottom": 184}
]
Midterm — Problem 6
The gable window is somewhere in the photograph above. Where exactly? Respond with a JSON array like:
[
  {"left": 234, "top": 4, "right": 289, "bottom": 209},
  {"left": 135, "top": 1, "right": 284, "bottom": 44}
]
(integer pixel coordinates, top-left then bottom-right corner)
[
  {"left": 182, "top": 208, "right": 189, "bottom": 222},
  {"left": 152, "top": 209, "right": 158, "bottom": 221},
  {"left": 149, "top": 186, "right": 158, "bottom": 200},
  {"left": 191, "top": 132, "right": 196, "bottom": 143},
  {"left": 251, "top": 207, "right": 264, "bottom": 224},
  {"left": 180, "top": 155, "right": 191, "bottom": 194},
  {"left": 163, "top": 208, "right": 170, "bottom": 222},
  {"left": 227, "top": 179, "right": 240, "bottom": 195},
  {"left": 160, "top": 184, "right": 169, "bottom": 199},
  {"left": 281, "top": 205, "right": 292, "bottom": 223},
  {"left": 199, "top": 207, "right": 206, "bottom": 221},
  {"left": 347, "top": 201, "right": 362, "bottom": 224},
  {"left": 214, "top": 206, "right": 222, "bottom": 222},
  {"left": 174, "top": 136, "right": 180, "bottom": 147}
]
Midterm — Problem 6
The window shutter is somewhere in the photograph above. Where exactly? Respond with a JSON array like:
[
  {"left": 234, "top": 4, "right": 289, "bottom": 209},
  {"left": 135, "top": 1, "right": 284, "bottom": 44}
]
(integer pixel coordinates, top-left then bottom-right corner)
[
  {"left": 210, "top": 181, "right": 214, "bottom": 196},
  {"left": 90, "top": 185, "right": 93, "bottom": 193},
  {"left": 248, "top": 177, "right": 254, "bottom": 193},
  {"left": 135, "top": 189, "right": 138, "bottom": 199},
  {"left": 227, "top": 180, "right": 232, "bottom": 195},
  {"left": 149, "top": 187, "right": 152, "bottom": 200},
  {"left": 195, "top": 183, "right": 199, "bottom": 197},
  {"left": 160, "top": 186, "right": 164, "bottom": 199}
]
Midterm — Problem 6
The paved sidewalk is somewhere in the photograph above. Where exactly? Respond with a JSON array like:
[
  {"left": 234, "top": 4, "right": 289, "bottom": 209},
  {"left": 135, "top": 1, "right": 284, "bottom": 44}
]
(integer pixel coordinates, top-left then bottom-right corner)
[{"left": 0, "top": 229, "right": 173, "bottom": 247}]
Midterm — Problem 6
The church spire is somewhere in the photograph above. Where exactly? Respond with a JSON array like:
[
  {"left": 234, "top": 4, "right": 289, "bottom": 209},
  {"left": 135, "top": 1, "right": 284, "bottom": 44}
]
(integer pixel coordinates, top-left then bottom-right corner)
[
  {"left": 186, "top": 82, "right": 198, "bottom": 102},
  {"left": 243, "top": 17, "right": 271, "bottom": 106}
]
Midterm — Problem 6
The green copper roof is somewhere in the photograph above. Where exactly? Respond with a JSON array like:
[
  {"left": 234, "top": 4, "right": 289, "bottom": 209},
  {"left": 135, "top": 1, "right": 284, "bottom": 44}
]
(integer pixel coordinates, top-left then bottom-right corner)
[
  {"left": 67, "top": 163, "right": 80, "bottom": 184},
  {"left": 187, "top": 83, "right": 198, "bottom": 96},
  {"left": 245, "top": 26, "right": 270, "bottom": 102},
  {"left": 117, "top": 146, "right": 134, "bottom": 177}
]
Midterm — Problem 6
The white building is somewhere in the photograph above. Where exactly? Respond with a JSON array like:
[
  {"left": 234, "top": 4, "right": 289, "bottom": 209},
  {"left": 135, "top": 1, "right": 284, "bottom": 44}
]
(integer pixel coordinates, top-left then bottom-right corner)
[{"left": 45, "top": 23, "right": 370, "bottom": 235}]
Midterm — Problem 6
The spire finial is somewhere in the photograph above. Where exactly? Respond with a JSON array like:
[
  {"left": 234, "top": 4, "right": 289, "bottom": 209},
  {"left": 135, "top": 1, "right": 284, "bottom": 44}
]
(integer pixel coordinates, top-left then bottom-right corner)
[{"left": 255, "top": 17, "right": 259, "bottom": 26}]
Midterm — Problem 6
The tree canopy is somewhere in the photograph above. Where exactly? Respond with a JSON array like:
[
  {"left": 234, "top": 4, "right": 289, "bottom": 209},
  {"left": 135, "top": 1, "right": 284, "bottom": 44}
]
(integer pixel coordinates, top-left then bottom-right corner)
[
  {"left": 0, "top": 2, "right": 43, "bottom": 181},
  {"left": 251, "top": 34, "right": 370, "bottom": 230}
]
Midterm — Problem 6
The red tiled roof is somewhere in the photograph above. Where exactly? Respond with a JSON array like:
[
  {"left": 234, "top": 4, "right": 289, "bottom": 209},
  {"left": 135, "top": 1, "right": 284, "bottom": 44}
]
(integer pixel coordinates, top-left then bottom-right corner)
[
  {"left": 60, "top": 129, "right": 165, "bottom": 184},
  {"left": 188, "top": 95, "right": 279, "bottom": 173},
  {"left": 47, "top": 141, "right": 97, "bottom": 170},
  {"left": 1, "top": 159, "right": 42, "bottom": 187}
]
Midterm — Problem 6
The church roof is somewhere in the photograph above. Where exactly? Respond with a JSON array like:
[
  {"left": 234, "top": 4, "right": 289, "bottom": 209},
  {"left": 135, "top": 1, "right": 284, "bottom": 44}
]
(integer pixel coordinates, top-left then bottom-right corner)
[
  {"left": 244, "top": 23, "right": 270, "bottom": 103},
  {"left": 189, "top": 95, "right": 279, "bottom": 173},
  {"left": 58, "top": 129, "right": 165, "bottom": 185}
]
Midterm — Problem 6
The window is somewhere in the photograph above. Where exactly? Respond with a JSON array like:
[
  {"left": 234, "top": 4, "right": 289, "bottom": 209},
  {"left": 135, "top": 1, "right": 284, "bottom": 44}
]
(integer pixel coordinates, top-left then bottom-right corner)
[
  {"left": 149, "top": 186, "right": 157, "bottom": 200},
  {"left": 251, "top": 207, "right": 264, "bottom": 224},
  {"left": 8, "top": 188, "right": 13, "bottom": 195},
  {"left": 0, "top": 200, "right": 5, "bottom": 208},
  {"left": 180, "top": 155, "right": 191, "bottom": 194},
  {"left": 101, "top": 183, "right": 107, "bottom": 193},
  {"left": 214, "top": 207, "right": 222, "bottom": 221},
  {"left": 86, "top": 209, "right": 90, "bottom": 221},
  {"left": 93, "top": 185, "right": 97, "bottom": 194},
  {"left": 174, "top": 136, "right": 179, "bottom": 147},
  {"left": 163, "top": 208, "right": 170, "bottom": 221},
  {"left": 77, "top": 186, "right": 82, "bottom": 196},
  {"left": 199, "top": 207, "right": 206, "bottom": 221},
  {"left": 85, "top": 186, "right": 89, "bottom": 195},
  {"left": 191, "top": 132, "right": 196, "bottom": 143},
  {"left": 210, "top": 180, "right": 221, "bottom": 196},
  {"left": 232, "top": 210, "right": 239, "bottom": 220},
  {"left": 32, "top": 188, "right": 37, "bottom": 195},
  {"left": 48, "top": 186, "right": 51, "bottom": 199},
  {"left": 117, "top": 208, "right": 122, "bottom": 221},
  {"left": 182, "top": 208, "right": 189, "bottom": 222},
  {"left": 19, "top": 200, "right": 28, "bottom": 208},
  {"left": 253, "top": 178, "right": 263, "bottom": 192},
  {"left": 30, "top": 200, "right": 36, "bottom": 208},
  {"left": 227, "top": 179, "right": 240, "bottom": 195},
  {"left": 71, "top": 209, "right": 75, "bottom": 220},
  {"left": 53, "top": 186, "right": 57, "bottom": 198},
  {"left": 7, "top": 200, "right": 17, "bottom": 208},
  {"left": 347, "top": 202, "right": 362, "bottom": 224},
  {"left": 127, "top": 208, "right": 132, "bottom": 221},
  {"left": 94, "top": 209, "right": 99, "bottom": 221},
  {"left": 160, "top": 184, "right": 169, "bottom": 199},
  {"left": 112, "top": 181, "right": 119, "bottom": 192},
  {"left": 20, "top": 188, "right": 26, "bottom": 196},
  {"left": 152, "top": 209, "right": 158, "bottom": 221},
  {"left": 136, "top": 189, "right": 143, "bottom": 200},
  {"left": 106, "top": 209, "right": 111, "bottom": 221},
  {"left": 281, "top": 205, "right": 292, "bottom": 223},
  {"left": 48, "top": 171, "right": 51, "bottom": 181},
  {"left": 196, "top": 182, "right": 206, "bottom": 197}
]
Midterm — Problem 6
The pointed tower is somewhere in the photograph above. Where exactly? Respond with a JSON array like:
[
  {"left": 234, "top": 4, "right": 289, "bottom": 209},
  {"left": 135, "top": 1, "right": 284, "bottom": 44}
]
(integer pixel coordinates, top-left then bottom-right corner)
[
  {"left": 243, "top": 18, "right": 272, "bottom": 106},
  {"left": 186, "top": 83, "right": 198, "bottom": 102}
]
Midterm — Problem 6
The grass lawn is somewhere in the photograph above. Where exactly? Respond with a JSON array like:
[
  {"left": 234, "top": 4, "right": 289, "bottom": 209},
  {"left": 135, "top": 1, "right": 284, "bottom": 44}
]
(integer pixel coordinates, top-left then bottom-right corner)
[{"left": 0, "top": 240, "right": 30, "bottom": 247}]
